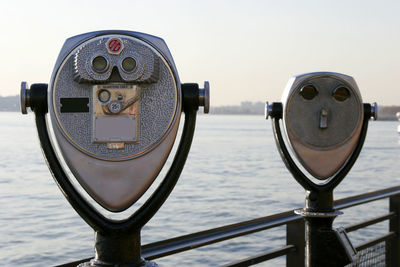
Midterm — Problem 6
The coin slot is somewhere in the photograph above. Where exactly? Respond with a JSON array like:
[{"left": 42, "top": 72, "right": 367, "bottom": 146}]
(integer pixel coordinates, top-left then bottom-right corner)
[{"left": 60, "top": 98, "right": 89, "bottom": 113}]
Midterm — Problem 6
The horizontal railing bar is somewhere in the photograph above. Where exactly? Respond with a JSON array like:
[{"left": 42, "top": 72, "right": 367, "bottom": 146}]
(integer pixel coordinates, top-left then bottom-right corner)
[
  {"left": 345, "top": 212, "right": 396, "bottom": 233},
  {"left": 355, "top": 232, "right": 396, "bottom": 251},
  {"left": 57, "top": 185, "right": 400, "bottom": 265},
  {"left": 55, "top": 260, "right": 86, "bottom": 267},
  {"left": 142, "top": 211, "right": 300, "bottom": 260},
  {"left": 219, "top": 245, "right": 296, "bottom": 267},
  {"left": 334, "top": 186, "right": 400, "bottom": 210},
  {"left": 143, "top": 186, "right": 400, "bottom": 260}
]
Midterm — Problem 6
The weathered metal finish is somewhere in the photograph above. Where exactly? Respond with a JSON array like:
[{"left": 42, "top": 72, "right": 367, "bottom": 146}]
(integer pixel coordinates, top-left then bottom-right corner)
[
  {"left": 267, "top": 84, "right": 373, "bottom": 267},
  {"left": 270, "top": 103, "right": 371, "bottom": 192},
  {"left": 33, "top": 80, "right": 201, "bottom": 267},
  {"left": 281, "top": 72, "right": 364, "bottom": 180},
  {"left": 49, "top": 31, "right": 182, "bottom": 211}
]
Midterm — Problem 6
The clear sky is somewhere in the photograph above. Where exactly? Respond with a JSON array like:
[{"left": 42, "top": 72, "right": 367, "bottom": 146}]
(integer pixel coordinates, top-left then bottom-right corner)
[{"left": 1, "top": 0, "right": 399, "bottom": 106}]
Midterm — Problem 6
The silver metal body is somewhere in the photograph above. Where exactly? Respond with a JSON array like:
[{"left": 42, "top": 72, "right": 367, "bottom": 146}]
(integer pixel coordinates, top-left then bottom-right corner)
[
  {"left": 281, "top": 72, "right": 364, "bottom": 179},
  {"left": 48, "top": 31, "right": 182, "bottom": 211}
]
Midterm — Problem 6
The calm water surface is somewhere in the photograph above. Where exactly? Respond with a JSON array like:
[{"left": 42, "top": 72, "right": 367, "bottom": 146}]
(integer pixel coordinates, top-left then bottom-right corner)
[{"left": 0, "top": 112, "right": 399, "bottom": 266}]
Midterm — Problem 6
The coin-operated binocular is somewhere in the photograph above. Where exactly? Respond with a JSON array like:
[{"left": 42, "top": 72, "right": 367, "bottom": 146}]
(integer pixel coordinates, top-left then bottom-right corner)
[
  {"left": 266, "top": 72, "right": 377, "bottom": 267},
  {"left": 20, "top": 30, "right": 209, "bottom": 266}
]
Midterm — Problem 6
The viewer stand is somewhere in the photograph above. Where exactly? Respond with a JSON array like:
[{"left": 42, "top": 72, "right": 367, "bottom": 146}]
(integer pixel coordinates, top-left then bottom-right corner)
[
  {"left": 268, "top": 102, "right": 375, "bottom": 266},
  {"left": 20, "top": 30, "right": 210, "bottom": 266},
  {"left": 266, "top": 71, "right": 377, "bottom": 267}
]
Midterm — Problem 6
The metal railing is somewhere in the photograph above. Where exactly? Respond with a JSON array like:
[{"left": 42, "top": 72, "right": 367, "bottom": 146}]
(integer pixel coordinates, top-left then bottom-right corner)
[{"left": 58, "top": 185, "right": 400, "bottom": 267}]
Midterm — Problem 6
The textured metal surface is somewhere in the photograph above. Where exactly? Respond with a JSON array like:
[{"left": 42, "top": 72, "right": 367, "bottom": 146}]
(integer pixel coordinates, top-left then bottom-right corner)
[
  {"left": 46, "top": 31, "right": 183, "bottom": 211},
  {"left": 285, "top": 75, "right": 362, "bottom": 148},
  {"left": 74, "top": 35, "right": 159, "bottom": 83},
  {"left": 92, "top": 84, "right": 140, "bottom": 144},
  {"left": 270, "top": 104, "right": 371, "bottom": 191},
  {"left": 52, "top": 34, "right": 178, "bottom": 160},
  {"left": 281, "top": 72, "right": 364, "bottom": 179}
]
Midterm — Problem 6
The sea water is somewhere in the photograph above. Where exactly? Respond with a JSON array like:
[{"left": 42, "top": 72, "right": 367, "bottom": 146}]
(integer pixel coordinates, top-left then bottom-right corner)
[{"left": 0, "top": 112, "right": 399, "bottom": 266}]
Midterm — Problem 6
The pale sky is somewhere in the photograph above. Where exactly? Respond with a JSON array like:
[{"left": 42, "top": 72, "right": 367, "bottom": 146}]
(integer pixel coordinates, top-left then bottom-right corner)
[{"left": 1, "top": 0, "right": 399, "bottom": 106}]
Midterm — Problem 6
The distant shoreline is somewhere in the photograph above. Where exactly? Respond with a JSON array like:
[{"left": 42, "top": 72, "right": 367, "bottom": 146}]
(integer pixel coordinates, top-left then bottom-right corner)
[{"left": 1, "top": 95, "right": 399, "bottom": 120}]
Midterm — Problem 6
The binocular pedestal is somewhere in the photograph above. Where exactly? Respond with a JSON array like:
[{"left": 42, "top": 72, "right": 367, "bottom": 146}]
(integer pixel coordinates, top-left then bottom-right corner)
[
  {"left": 296, "top": 191, "right": 354, "bottom": 266},
  {"left": 85, "top": 231, "right": 145, "bottom": 267},
  {"left": 20, "top": 30, "right": 210, "bottom": 267}
]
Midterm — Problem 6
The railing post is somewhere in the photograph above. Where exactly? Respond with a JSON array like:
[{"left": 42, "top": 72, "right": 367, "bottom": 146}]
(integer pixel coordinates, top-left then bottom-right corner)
[
  {"left": 287, "top": 217, "right": 305, "bottom": 267},
  {"left": 387, "top": 195, "right": 400, "bottom": 267}
]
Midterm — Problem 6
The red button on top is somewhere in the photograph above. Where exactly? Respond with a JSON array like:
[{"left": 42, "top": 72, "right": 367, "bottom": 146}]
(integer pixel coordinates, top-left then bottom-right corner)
[{"left": 106, "top": 38, "right": 124, "bottom": 54}]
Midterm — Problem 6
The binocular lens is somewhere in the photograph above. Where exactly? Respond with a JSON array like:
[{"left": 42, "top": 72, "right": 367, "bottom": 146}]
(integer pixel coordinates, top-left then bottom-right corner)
[
  {"left": 300, "top": 84, "right": 318, "bottom": 100},
  {"left": 333, "top": 87, "right": 350, "bottom": 101},
  {"left": 121, "top": 57, "right": 137, "bottom": 72},
  {"left": 92, "top": 56, "right": 109, "bottom": 73}
]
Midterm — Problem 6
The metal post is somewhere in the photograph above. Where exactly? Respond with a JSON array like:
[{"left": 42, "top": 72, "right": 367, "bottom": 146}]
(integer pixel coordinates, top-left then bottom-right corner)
[
  {"left": 88, "top": 230, "right": 144, "bottom": 267},
  {"left": 387, "top": 195, "right": 400, "bottom": 266},
  {"left": 286, "top": 218, "right": 305, "bottom": 267},
  {"left": 296, "top": 190, "right": 350, "bottom": 267}
]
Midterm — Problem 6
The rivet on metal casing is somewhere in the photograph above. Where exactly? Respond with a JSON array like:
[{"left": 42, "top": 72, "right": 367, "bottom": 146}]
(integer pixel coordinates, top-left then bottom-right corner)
[
  {"left": 199, "top": 81, "right": 210, "bottom": 113},
  {"left": 20, "top": 81, "right": 30, "bottom": 115}
]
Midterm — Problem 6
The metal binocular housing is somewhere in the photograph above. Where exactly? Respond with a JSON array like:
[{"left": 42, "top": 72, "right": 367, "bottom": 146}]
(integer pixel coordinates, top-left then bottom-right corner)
[
  {"left": 266, "top": 72, "right": 378, "bottom": 267},
  {"left": 20, "top": 30, "right": 210, "bottom": 267}
]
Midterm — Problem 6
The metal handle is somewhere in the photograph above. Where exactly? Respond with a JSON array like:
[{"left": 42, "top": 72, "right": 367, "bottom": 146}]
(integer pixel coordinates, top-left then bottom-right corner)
[
  {"left": 20, "top": 82, "right": 30, "bottom": 114},
  {"left": 370, "top": 102, "right": 378, "bottom": 120},
  {"left": 199, "top": 81, "right": 210, "bottom": 114}
]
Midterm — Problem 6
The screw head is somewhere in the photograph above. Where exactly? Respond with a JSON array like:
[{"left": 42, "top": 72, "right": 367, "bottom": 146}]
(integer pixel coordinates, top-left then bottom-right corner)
[{"left": 108, "top": 100, "right": 123, "bottom": 114}]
